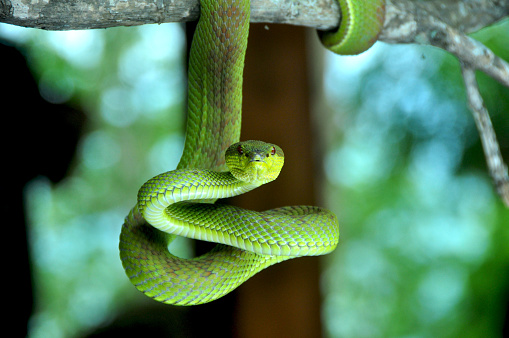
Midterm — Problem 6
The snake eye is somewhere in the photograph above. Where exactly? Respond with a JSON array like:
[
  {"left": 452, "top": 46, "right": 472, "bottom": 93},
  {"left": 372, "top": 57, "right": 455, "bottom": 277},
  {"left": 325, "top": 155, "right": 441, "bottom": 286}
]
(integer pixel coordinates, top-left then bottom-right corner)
[
  {"left": 237, "top": 145, "right": 243, "bottom": 155},
  {"left": 270, "top": 146, "right": 276, "bottom": 155}
]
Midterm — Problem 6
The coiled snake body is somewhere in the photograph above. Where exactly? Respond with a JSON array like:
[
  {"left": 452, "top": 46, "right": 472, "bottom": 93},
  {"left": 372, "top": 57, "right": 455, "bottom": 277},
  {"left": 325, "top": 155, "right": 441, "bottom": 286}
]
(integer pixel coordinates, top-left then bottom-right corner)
[{"left": 120, "top": 0, "right": 385, "bottom": 305}]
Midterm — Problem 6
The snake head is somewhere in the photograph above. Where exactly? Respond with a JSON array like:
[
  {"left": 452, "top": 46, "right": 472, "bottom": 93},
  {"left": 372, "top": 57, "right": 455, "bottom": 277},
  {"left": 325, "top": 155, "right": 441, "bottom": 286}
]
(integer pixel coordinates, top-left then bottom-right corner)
[{"left": 225, "top": 140, "right": 284, "bottom": 186}]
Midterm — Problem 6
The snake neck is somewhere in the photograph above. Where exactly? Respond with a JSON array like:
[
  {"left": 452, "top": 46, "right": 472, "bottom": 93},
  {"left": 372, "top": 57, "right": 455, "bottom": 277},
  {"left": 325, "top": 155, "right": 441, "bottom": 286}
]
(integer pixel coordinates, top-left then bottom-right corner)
[{"left": 178, "top": 0, "right": 250, "bottom": 171}]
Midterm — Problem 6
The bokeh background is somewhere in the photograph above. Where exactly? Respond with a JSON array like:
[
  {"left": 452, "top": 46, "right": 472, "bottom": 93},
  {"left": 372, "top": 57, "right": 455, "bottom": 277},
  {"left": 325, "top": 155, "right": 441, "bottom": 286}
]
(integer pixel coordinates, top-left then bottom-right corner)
[{"left": 1, "top": 14, "right": 508, "bottom": 338}]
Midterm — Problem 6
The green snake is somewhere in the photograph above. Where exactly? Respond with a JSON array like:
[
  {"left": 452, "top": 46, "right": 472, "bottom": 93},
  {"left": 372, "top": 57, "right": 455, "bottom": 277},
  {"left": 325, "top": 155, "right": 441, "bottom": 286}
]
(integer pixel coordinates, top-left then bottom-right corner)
[{"left": 119, "top": 0, "right": 385, "bottom": 305}]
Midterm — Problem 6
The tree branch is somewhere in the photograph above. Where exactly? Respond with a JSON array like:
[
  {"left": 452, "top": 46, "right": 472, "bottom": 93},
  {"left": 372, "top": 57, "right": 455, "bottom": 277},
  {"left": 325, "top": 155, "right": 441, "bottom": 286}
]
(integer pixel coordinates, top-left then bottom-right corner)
[
  {"left": 381, "top": 0, "right": 509, "bottom": 88},
  {"left": 0, "top": 0, "right": 340, "bottom": 30},
  {"left": 1, "top": 0, "right": 507, "bottom": 33},
  {"left": 380, "top": 0, "right": 509, "bottom": 42}
]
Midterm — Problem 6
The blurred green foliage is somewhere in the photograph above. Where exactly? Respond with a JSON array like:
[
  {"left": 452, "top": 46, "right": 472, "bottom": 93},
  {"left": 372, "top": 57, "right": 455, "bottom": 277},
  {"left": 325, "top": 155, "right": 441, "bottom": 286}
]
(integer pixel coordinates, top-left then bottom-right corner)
[
  {"left": 321, "top": 19, "right": 509, "bottom": 337},
  {"left": 1, "top": 23, "right": 187, "bottom": 337}
]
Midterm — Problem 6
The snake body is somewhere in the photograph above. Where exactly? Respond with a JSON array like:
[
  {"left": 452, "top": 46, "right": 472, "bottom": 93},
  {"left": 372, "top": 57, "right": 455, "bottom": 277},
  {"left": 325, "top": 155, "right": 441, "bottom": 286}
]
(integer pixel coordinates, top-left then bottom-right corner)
[
  {"left": 120, "top": 0, "right": 385, "bottom": 306},
  {"left": 319, "top": 0, "right": 385, "bottom": 55}
]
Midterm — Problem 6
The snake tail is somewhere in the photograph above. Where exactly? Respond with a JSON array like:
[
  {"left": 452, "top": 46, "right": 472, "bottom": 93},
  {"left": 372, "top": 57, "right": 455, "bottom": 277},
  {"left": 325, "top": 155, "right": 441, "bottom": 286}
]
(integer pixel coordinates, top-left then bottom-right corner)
[{"left": 319, "top": 0, "right": 386, "bottom": 55}]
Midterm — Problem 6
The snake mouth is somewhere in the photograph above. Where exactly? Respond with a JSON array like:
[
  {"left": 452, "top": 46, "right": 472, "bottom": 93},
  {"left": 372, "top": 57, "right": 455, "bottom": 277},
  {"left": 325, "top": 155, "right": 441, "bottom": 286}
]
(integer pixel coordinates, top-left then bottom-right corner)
[
  {"left": 249, "top": 160, "right": 267, "bottom": 171},
  {"left": 249, "top": 153, "right": 266, "bottom": 163}
]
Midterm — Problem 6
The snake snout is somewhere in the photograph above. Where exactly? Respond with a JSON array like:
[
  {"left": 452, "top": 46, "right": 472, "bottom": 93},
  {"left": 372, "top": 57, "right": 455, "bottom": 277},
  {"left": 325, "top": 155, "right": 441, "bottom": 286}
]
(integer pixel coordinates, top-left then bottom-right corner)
[{"left": 249, "top": 153, "right": 265, "bottom": 162}]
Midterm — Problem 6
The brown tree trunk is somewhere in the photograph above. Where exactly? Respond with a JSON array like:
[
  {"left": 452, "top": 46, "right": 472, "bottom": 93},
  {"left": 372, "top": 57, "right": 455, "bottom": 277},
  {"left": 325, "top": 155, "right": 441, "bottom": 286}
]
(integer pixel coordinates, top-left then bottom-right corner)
[{"left": 231, "top": 23, "right": 322, "bottom": 337}]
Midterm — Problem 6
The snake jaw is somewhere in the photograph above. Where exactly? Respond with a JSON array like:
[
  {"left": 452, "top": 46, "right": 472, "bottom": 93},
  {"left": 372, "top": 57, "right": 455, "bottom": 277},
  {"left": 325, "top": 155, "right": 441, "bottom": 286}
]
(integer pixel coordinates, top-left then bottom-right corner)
[{"left": 248, "top": 161, "right": 271, "bottom": 184}]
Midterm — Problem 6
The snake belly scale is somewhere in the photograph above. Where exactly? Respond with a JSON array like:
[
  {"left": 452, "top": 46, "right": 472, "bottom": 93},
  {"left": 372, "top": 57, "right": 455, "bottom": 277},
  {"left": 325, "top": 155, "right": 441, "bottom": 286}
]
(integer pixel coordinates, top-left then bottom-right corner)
[{"left": 120, "top": 0, "right": 385, "bottom": 306}]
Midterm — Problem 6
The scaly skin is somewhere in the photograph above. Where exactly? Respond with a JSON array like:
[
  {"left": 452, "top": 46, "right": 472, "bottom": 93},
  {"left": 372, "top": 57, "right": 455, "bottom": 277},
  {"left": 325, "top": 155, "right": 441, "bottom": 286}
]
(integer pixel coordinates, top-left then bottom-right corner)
[
  {"left": 180, "top": 0, "right": 248, "bottom": 171},
  {"left": 319, "top": 0, "right": 386, "bottom": 55},
  {"left": 120, "top": 0, "right": 394, "bottom": 305}
]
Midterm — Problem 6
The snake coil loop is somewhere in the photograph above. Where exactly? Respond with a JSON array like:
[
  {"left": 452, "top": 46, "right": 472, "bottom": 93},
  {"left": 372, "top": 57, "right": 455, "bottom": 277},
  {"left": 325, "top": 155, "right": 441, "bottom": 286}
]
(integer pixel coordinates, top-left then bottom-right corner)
[{"left": 319, "top": 0, "right": 386, "bottom": 55}]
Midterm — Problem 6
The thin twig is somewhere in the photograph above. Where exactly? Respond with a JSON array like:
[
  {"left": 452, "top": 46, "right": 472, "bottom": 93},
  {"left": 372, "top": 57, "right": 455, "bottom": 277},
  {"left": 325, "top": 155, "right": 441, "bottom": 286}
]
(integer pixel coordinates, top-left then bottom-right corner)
[
  {"left": 424, "top": 19, "right": 509, "bottom": 88},
  {"left": 392, "top": 5, "right": 509, "bottom": 206},
  {"left": 461, "top": 64, "right": 509, "bottom": 206}
]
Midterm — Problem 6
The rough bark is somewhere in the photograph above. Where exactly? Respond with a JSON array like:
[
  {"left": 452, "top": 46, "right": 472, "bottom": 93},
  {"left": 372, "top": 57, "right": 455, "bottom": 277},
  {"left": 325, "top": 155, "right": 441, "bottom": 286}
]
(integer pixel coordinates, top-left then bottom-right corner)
[{"left": 1, "top": 0, "right": 508, "bottom": 35}]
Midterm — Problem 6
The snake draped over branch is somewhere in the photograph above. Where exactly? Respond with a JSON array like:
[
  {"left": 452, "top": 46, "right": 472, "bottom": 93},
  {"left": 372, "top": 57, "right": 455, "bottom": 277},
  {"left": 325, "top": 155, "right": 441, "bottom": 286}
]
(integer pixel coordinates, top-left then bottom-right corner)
[{"left": 119, "top": 0, "right": 385, "bottom": 306}]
